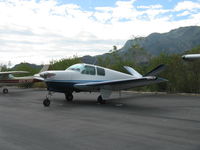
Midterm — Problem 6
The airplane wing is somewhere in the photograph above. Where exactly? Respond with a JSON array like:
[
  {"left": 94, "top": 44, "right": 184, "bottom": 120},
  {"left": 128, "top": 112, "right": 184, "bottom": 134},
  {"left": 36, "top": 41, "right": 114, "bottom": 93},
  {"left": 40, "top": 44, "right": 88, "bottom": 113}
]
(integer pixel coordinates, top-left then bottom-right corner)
[
  {"left": 74, "top": 76, "right": 167, "bottom": 91},
  {"left": 0, "top": 71, "right": 29, "bottom": 75}
]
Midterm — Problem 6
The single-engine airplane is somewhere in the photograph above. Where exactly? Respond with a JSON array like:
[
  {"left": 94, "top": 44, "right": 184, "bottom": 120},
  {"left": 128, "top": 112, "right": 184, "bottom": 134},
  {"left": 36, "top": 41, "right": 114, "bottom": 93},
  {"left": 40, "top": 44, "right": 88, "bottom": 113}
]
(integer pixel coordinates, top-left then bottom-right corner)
[
  {"left": 182, "top": 54, "right": 200, "bottom": 60},
  {"left": 0, "top": 65, "right": 49, "bottom": 94},
  {"left": 39, "top": 63, "right": 167, "bottom": 107}
]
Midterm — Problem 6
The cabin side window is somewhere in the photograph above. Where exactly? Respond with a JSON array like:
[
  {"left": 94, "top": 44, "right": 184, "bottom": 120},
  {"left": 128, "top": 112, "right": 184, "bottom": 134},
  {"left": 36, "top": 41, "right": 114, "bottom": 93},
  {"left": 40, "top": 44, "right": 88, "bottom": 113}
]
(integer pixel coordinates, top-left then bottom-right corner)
[
  {"left": 81, "top": 65, "right": 96, "bottom": 75},
  {"left": 97, "top": 67, "right": 105, "bottom": 76},
  {"left": 0, "top": 74, "right": 11, "bottom": 79}
]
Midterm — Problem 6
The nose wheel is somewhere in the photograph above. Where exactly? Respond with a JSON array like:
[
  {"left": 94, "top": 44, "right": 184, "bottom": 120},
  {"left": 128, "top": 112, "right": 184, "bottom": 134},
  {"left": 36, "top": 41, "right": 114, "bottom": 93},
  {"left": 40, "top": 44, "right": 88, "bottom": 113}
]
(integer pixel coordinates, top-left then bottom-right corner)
[{"left": 43, "top": 98, "right": 51, "bottom": 107}]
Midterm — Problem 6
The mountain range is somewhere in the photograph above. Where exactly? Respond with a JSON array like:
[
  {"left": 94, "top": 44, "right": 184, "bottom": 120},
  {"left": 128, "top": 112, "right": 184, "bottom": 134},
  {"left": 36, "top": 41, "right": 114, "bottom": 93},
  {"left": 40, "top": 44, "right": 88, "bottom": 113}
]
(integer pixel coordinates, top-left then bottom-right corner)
[
  {"left": 121, "top": 26, "right": 200, "bottom": 55},
  {"left": 82, "top": 26, "right": 200, "bottom": 65}
]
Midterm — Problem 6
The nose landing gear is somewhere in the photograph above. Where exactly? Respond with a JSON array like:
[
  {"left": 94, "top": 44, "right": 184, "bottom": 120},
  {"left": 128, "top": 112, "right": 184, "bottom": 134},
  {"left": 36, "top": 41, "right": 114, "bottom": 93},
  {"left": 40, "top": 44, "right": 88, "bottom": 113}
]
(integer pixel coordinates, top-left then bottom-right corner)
[
  {"left": 43, "top": 92, "right": 52, "bottom": 107},
  {"left": 43, "top": 98, "right": 50, "bottom": 107}
]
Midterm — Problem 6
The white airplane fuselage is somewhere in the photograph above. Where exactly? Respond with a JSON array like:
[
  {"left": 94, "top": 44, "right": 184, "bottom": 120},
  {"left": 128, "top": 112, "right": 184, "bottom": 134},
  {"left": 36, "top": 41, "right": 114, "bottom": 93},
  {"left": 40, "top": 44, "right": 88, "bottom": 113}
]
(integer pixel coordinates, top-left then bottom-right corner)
[{"left": 42, "top": 67, "right": 134, "bottom": 93}]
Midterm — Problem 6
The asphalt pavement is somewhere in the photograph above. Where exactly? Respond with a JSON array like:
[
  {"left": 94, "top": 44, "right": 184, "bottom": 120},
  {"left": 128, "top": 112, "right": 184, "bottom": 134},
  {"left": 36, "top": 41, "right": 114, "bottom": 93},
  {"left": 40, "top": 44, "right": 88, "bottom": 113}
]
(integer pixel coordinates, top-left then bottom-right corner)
[{"left": 0, "top": 87, "right": 200, "bottom": 150}]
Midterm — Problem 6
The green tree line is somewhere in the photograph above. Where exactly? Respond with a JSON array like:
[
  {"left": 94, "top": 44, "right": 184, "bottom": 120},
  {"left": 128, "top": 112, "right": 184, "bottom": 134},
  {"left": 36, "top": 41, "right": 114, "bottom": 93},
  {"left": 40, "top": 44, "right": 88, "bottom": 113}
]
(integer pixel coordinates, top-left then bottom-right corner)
[{"left": 97, "top": 46, "right": 200, "bottom": 93}]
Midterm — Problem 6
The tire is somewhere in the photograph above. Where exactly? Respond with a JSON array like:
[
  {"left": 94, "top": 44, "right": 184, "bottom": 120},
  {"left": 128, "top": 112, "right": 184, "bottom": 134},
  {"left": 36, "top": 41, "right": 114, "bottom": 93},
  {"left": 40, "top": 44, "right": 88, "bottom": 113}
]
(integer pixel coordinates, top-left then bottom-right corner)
[
  {"left": 65, "top": 93, "right": 73, "bottom": 101},
  {"left": 43, "top": 98, "right": 50, "bottom": 107},
  {"left": 3, "top": 88, "right": 8, "bottom": 94},
  {"left": 97, "top": 95, "right": 106, "bottom": 104}
]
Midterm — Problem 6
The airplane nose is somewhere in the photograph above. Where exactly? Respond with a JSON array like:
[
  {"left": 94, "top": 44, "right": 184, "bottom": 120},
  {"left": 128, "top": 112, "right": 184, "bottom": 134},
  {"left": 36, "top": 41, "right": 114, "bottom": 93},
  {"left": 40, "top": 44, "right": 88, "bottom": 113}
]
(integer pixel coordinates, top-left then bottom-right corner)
[
  {"left": 182, "top": 55, "right": 186, "bottom": 60},
  {"left": 39, "top": 73, "right": 45, "bottom": 78},
  {"left": 40, "top": 72, "right": 56, "bottom": 79}
]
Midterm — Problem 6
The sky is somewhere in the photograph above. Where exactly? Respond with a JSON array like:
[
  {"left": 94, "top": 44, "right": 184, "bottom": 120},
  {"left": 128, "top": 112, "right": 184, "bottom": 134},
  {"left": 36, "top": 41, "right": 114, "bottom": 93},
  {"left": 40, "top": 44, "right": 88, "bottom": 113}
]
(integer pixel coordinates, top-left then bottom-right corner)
[{"left": 0, "top": 0, "right": 200, "bottom": 66}]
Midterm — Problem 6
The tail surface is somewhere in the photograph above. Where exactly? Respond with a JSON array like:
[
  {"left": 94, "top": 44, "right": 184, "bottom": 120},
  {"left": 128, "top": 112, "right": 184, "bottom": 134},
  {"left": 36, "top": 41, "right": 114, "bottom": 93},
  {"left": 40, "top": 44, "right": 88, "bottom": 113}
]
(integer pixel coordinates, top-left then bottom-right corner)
[
  {"left": 124, "top": 64, "right": 166, "bottom": 78},
  {"left": 144, "top": 64, "right": 166, "bottom": 76},
  {"left": 124, "top": 66, "right": 142, "bottom": 78}
]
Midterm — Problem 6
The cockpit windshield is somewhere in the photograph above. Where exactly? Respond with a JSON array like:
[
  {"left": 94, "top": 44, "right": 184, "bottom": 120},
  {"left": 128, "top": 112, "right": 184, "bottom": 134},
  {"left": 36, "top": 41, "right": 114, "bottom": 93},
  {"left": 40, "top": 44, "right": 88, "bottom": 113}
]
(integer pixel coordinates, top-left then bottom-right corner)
[
  {"left": 67, "top": 64, "right": 96, "bottom": 75},
  {"left": 66, "top": 64, "right": 84, "bottom": 72}
]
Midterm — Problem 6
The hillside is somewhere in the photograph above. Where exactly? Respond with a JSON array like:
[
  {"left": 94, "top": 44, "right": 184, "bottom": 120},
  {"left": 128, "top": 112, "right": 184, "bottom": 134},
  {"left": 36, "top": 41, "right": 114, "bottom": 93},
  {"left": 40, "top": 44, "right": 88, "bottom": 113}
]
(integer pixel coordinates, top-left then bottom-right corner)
[
  {"left": 13, "top": 63, "right": 42, "bottom": 70},
  {"left": 121, "top": 26, "right": 200, "bottom": 55},
  {"left": 81, "top": 26, "right": 200, "bottom": 65}
]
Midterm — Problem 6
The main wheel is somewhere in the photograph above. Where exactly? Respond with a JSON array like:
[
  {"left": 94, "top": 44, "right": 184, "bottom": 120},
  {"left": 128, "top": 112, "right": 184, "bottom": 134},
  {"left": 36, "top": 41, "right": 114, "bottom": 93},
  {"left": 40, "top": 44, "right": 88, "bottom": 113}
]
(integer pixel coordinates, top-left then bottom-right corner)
[
  {"left": 43, "top": 98, "right": 50, "bottom": 107},
  {"left": 3, "top": 88, "right": 8, "bottom": 94},
  {"left": 65, "top": 93, "right": 73, "bottom": 101},
  {"left": 97, "top": 95, "right": 106, "bottom": 104}
]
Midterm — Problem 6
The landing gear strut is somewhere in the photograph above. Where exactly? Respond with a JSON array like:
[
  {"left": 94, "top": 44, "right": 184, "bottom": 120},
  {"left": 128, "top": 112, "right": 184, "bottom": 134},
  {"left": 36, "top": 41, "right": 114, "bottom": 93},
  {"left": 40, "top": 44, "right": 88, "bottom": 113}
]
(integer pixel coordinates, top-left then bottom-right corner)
[
  {"left": 3, "top": 88, "right": 8, "bottom": 94},
  {"left": 65, "top": 93, "right": 73, "bottom": 101},
  {"left": 97, "top": 95, "right": 106, "bottom": 104}
]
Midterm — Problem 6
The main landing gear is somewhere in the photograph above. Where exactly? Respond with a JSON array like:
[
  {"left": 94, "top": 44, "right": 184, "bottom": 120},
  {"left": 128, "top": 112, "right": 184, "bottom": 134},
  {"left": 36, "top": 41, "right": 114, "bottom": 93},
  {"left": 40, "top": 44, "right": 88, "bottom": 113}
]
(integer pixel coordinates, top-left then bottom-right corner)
[
  {"left": 43, "top": 91, "right": 74, "bottom": 107},
  {"left": 3, "top": 88, "right": 8, "bottom": 94},
  {"left": 42, "top": 91, "right": 106, "bottom": 106},
  {"left": 65, "top": 92, "right": 73, "bottom": 101},
  {"left": 97, "top": 95, "right": 106, "bottom": 104}
]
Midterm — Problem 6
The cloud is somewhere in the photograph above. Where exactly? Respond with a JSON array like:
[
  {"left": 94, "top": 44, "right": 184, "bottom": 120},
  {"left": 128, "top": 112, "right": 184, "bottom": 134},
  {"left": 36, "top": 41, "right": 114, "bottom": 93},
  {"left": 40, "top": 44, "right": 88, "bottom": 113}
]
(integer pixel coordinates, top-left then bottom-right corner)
[
  {"left": 174, "top": 1, "right": 200, "bottom": 11},
  {"left": 176, "top": 10, "right": 191, "bottom": 17},
  {"left": 137, "top": 4, "right": 163, "bottom": 9},
  {"left": 0, "top": 0, "right": 200, "bottom": 65}
]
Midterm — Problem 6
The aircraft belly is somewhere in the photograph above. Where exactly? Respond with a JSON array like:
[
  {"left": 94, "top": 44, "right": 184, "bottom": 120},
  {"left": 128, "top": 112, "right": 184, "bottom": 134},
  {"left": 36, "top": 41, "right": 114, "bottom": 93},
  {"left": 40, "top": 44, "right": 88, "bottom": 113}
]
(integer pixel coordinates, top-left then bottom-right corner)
[
  {"left": 46, "top": 81, "right": 75, "bottom": 92},
  {"left": 46, "top": 80, "right": 105, "bottom": 93}
]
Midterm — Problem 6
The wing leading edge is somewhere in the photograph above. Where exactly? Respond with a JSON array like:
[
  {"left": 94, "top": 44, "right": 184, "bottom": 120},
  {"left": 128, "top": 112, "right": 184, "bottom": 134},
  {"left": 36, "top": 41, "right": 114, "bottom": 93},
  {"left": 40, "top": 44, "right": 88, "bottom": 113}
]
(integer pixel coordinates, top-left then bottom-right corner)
[{"left": 0, "top": 71, "right": 29, "bottom": 75}]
